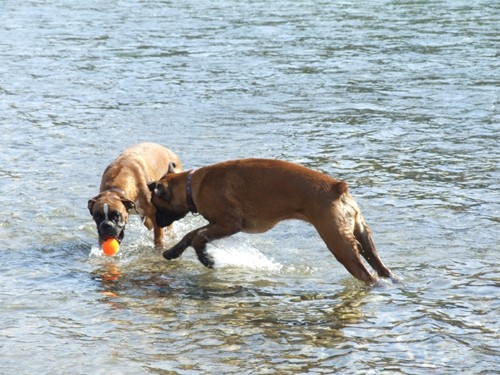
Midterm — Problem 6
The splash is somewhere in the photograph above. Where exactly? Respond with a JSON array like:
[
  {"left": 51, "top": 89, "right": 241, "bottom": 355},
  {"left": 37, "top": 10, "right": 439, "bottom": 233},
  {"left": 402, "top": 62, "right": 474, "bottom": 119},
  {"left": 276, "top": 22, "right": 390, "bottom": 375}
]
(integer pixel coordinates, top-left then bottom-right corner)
[
  {"left": 208, "top": 239, "right": 283, "bottom": 272},
  {"left": 89, "top": 245, "right": 103, "bottom": 258}
]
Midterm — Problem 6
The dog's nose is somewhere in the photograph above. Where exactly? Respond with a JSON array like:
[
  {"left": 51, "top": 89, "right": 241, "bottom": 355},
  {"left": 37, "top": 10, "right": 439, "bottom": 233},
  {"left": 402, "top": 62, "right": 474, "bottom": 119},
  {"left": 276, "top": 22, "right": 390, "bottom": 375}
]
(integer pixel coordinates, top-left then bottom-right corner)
[
  {"left": 99, "top": 221, "right": 117, "bottom": 237},
  {"left": 100, "top": 220, "right": 114, "bottom": 230}
]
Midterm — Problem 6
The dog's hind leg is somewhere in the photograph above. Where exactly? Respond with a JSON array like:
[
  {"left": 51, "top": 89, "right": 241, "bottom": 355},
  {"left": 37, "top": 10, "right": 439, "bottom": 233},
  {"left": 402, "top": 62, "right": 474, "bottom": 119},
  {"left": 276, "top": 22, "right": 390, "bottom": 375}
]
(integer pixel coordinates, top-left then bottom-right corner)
[
  {"left": 314, "top": 219, "right": 377, "bottom": 284},
  {"left": 339, "top": 193, "right": 392, "bottom": 278},
  {"left": 354, "top": 217, "right": 392, "bottom": 278}
]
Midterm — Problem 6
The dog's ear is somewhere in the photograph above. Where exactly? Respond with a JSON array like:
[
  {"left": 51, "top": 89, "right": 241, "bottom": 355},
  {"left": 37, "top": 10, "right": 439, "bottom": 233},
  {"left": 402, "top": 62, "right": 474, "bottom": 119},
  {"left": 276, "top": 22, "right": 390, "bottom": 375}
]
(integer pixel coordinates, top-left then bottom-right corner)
[
  {"left": 149, "top": 181, "right": 171, "bottom": 201},
  {"left": 87, "top": 198, "right": 97, "bottom": 215},
  {"left": 122, "top": 198, "right": 136, "bottom": 212},
  {"left": 167, "top": 162, "right": 177, "bottom": 174},
  {"left": 148, "top": 181, "right": 157, "bottom": 193}
]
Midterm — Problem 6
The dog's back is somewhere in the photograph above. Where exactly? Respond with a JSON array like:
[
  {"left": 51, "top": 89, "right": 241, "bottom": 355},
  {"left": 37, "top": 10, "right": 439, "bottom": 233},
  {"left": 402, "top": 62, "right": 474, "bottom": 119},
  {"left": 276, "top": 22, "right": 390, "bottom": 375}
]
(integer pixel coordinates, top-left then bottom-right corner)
[
  {"left": 100, "top": 143, "right": 182, "bottom": 192},
  {"left": 196, "top": 158, "right": 348, "bottom": 230}
]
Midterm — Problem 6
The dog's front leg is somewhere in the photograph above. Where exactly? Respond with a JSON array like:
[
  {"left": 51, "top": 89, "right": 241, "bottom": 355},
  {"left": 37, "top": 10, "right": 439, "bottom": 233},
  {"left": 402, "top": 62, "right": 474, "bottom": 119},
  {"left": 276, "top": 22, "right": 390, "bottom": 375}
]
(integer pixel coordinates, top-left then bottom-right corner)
[
  {"left": 163, "top": 226, "right": 205, "bottom": 260},
  {"left": 191, "top": 223, "right": 241, "bottom": 268},
  {"left": 153, "top": 225, "right": 165, "bottom": 247}
]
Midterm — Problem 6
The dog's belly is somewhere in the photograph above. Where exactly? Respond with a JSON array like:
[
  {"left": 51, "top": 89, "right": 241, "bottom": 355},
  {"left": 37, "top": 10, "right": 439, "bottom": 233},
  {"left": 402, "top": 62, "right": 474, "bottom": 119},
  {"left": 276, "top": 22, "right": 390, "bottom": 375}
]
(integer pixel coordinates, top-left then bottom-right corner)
[
  {"left": 240, "top": 213, "right": 306, "bottom": 234},
  {"left": 241, "top": 223, "right": 275, "bottom": 234}
]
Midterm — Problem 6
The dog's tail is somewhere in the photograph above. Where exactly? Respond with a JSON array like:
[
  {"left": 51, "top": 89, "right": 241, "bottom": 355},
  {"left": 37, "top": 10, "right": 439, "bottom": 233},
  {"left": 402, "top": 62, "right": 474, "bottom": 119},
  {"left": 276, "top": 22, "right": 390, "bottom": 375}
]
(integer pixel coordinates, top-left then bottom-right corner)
[{"left": 332, "top": 180, "right": 349, "bottom": 196}]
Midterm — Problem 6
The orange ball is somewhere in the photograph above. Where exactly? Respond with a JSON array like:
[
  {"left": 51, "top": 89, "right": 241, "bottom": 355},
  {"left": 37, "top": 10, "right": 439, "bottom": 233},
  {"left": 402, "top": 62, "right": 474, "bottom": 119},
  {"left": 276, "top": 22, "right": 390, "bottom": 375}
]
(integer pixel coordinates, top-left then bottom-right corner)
[{"left": 102, "top": 238, "right": 120, "bottom": 256}]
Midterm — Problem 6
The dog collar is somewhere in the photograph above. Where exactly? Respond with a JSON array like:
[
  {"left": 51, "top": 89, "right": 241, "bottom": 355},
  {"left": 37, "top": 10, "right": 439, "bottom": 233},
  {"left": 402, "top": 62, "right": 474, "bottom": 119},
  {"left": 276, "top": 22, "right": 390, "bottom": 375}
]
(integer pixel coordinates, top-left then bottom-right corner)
[{"left": 186, "top": 170, "right": 198, "bottom": 214}]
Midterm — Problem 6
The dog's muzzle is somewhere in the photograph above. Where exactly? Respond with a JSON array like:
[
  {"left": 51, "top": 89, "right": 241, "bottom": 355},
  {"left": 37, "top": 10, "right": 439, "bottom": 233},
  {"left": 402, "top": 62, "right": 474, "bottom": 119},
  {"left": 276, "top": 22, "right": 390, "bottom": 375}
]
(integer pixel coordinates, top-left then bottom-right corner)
[{"left": 98, "top": 220, "right": 125, "bottom": 241}]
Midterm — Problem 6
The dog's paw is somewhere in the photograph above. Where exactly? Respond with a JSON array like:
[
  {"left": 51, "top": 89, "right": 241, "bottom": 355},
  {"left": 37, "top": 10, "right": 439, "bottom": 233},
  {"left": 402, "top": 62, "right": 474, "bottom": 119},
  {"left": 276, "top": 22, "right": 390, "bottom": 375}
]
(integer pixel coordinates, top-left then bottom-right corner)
[
  {"left": 163, "top": 249, "right": 180, "bottom": 260},
  {"left": 196, "top": 250, "right": 215, "bottom": 268},
  {"left": 163, "top": 240, "right": 189, "bottom": 259}
]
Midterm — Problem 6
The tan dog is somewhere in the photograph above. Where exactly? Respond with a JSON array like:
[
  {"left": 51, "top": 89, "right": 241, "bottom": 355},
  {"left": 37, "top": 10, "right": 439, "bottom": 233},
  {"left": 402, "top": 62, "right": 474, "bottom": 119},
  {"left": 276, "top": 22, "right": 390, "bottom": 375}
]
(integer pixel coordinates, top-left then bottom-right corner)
[
  {"left": 88, "top": 143, "right": 182, "bottom": 247},
  {"left": 148, "top": 158, "right": 392, "bottom": 284}
]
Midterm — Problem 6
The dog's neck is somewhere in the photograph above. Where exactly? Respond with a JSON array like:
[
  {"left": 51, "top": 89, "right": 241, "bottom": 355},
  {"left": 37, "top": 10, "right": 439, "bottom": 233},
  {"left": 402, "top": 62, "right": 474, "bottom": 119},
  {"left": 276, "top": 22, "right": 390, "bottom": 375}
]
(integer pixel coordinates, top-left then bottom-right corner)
[{"left": 186, "top": 170, "right": 198, "bottom": 214}]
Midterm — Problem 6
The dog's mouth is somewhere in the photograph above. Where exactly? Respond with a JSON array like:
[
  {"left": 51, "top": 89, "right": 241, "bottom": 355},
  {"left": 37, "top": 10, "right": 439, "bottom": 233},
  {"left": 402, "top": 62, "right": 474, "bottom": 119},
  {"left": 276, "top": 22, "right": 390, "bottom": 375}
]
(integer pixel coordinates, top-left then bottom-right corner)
[
  {"left": 98, "top": 221, "right": 126, "bottom": 243},
  {"left": 100, "top": 231, "right": 125, "bottom": 245}
]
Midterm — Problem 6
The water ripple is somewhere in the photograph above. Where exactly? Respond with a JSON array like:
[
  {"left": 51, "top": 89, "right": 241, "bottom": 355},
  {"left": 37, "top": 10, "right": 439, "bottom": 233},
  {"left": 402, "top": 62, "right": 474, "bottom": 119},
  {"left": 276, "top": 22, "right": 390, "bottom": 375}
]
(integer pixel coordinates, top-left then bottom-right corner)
[{"left": 1, "top": 0, "right": 498, "bottom": 374}]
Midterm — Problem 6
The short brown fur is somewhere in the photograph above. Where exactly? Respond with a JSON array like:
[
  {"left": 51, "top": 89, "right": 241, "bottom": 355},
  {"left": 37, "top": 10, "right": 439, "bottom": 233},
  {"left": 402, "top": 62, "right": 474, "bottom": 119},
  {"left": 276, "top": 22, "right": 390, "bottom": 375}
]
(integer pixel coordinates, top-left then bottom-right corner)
[
  {"left": 149, "top": 158, "right": 392, "bottom": 284},
  {"left": 88, "top": 143, "right": 182, "bottom": 246}
]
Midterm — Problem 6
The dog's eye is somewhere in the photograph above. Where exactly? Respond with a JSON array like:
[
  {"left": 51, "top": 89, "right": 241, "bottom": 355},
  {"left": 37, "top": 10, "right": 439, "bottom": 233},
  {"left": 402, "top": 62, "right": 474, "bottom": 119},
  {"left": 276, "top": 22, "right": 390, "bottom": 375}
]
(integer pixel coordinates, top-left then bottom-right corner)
[
  {"left": 109, "top": 212, "right": 121, "bottom": 223},
  {"left": 94, "top": 213, "right": 105, "bottom": 223}
]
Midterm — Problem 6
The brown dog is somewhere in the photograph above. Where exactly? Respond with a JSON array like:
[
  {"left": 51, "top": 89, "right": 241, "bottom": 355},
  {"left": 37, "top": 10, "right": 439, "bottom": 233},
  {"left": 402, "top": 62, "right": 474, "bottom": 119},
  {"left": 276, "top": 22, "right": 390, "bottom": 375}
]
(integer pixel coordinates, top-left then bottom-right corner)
[
  {"left": 148, "top": 158, "right": 392, "bottom": 284},
  {"left": 88, "top": 143, "right": 182, "bottom": 247}
]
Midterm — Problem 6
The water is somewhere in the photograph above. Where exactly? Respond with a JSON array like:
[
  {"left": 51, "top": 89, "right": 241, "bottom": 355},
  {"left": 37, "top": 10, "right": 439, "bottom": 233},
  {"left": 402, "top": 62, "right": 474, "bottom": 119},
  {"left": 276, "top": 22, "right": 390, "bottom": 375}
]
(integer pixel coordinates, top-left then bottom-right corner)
[{"left": 0, "top": 0, "right": 498, "bottom": 373}]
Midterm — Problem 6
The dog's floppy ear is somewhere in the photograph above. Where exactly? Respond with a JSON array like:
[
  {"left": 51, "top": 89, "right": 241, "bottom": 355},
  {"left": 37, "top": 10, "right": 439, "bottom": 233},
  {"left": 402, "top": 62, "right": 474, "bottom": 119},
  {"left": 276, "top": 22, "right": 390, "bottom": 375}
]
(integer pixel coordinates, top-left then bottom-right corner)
[
  {"left": 148, "top": 181, "right": 157, "bottom": 193},
  {"left": 87, "top": 198, "right": 97, "bottom": 215},
  {"left": 148, "top": 181, "right": 171, "bottom": 201}
]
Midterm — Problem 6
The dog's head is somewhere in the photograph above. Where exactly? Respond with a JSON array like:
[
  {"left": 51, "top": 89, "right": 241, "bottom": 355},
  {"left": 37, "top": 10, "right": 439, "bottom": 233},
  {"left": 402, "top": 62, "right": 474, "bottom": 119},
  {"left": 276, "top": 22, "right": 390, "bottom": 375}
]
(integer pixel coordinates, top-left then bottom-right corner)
[
  {"left": 148, "top": 163, "right": 188, "bottom": 228},
  {"left": 87, "top": 191, "right": 135, "bottom": 243}
]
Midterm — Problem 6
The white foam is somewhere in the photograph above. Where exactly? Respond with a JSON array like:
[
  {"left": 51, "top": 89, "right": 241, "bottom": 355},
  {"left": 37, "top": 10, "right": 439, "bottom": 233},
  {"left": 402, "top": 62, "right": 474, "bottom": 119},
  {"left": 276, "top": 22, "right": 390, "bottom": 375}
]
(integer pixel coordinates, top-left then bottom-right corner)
[
  {"left": 89, "top": 245, "right": 102, "bottom": 258},
  {"left": 208, "top": 239, "right": 283, "bottom": 272}
]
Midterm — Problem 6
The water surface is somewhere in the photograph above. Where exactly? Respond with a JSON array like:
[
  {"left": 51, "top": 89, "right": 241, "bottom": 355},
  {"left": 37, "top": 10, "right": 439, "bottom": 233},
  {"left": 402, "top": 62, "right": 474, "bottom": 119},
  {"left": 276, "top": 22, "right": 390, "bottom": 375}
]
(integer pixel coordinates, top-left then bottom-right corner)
[{"left": 0, "top": 1, "right": 498, "bottom": 374}]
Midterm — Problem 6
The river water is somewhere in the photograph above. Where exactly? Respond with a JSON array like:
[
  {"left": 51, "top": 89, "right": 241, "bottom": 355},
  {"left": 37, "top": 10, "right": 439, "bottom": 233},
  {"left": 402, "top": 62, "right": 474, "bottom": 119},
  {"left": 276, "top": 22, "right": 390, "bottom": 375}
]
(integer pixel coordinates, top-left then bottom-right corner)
[{"left": 0, "top": 1, "right": 498, "bottom": 374}]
